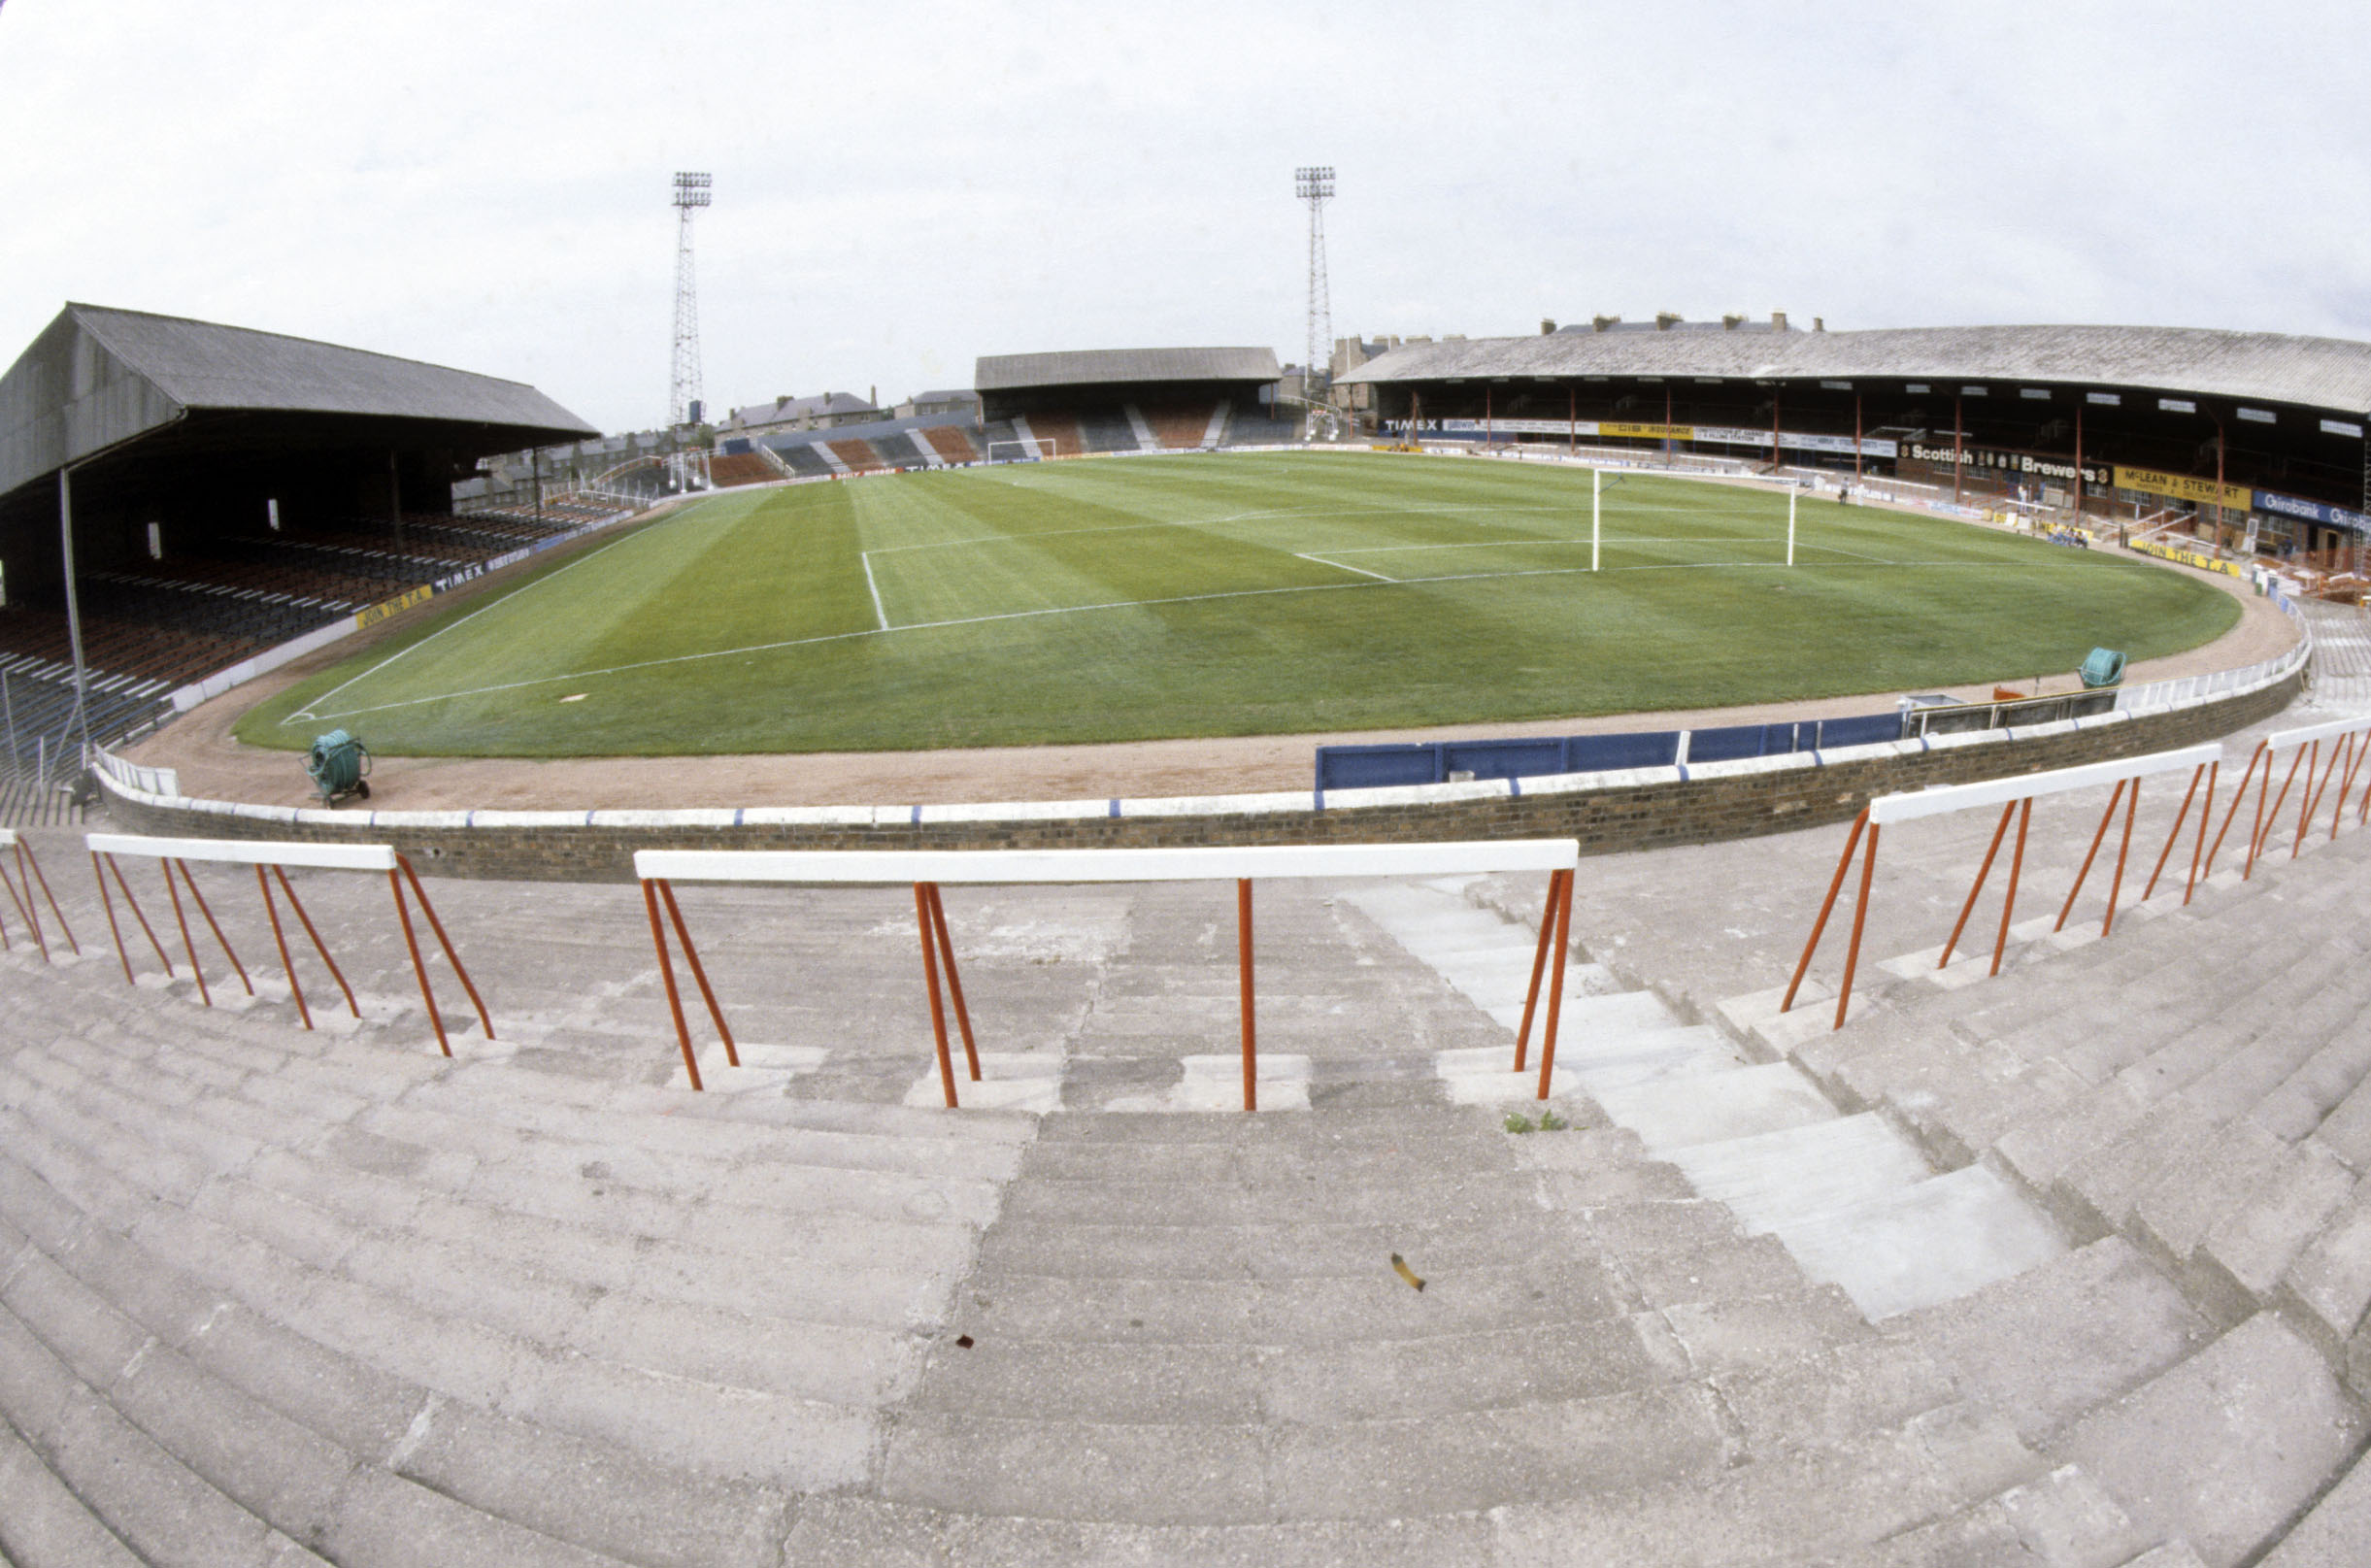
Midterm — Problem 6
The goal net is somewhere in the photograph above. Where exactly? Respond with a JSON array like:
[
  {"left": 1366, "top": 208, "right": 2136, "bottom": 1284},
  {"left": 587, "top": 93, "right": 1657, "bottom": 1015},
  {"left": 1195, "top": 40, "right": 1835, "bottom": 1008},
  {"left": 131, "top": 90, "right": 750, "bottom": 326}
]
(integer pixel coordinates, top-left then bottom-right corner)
[{"left": 987, "top": 438, "right": 1057, "bottom": 463}]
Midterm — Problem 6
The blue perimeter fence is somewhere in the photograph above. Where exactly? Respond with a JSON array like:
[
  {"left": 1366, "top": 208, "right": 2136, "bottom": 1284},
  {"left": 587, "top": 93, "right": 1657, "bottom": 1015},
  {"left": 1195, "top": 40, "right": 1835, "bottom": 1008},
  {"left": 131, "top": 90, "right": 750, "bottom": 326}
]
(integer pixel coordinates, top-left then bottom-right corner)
[{"left": 1315, "top": 712, "right": 1923, "bottom": 794}]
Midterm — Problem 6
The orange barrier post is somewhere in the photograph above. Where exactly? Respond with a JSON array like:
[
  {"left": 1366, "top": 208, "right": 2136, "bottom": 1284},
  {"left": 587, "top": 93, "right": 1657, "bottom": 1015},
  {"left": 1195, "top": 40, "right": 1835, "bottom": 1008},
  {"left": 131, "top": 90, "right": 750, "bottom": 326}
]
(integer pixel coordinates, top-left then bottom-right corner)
[
  {"left": 1942, "top": 803, "right": 2017, "bottom": 966},
  {"left": 656, "top": 880, "right": 738, "bottom": 1066},
  {"left": 2054, "top": 783, "right": 2125, "bottom": 933},
  {"left": 2200, "top": 743, "right": 2265, "bottom": 879},
  {"left": 387, "top": 868, "right": 451, "bottom": 1056},
  {"left": 272, "top": 866, "right": 358, "bottom": 1018},
  {"left": 175, "top": 861, "right": 252, "bottom": 997},
  {"left": 396, "top": 856, "right": 493, "bottom": 1040},
  {"left": 924, "top": 884, "right": 981, "bottom": 1084},
  {"left": 2248, "top": 746, "right": 2306, "bottom": 878},
  {"left": 1512, "top": 868, "right": 1567, "bottom": 1073},
  {"left": 160, "top": 859, "right": 212, "bottom": 1007},
  {"left": 1781, "top": 809, "right": 1866, "bottom": 1014},
  {"left": 916, "top": 883, "right": 960, "bottom": 1108},
  {"left": 1834, "top": 823, "right": 1881, "bottom": 1029},
  {"left": 2101, "top": 777, "right": 2139, "bottom": 938},
  {"left": 2295, "top": 738, "right": 2344, "bottom": 858},
  {"left": 0, "top": 853, "right": 28, "bottom": 953},
  {"left": 1990, "top": 801, "right": 2032, "bottom": 977},
  {"left": 255, "top": 865, "right": 314, "bottom": 1030},
  {"left": 1533, "top": 867, "right": 1576, "bottom": 1099},
  {"left": 92, "top": 852, "right": 133, "bottom": 981},
  {"left": 1238, "top": 879, "right": 1257, "bottom": 1113},
  {"left": 15, "top": 840, "right": 75, "bottom": 955},
  {"left": 2330, "top": 734, "right": 2365, "bottom": 841},
  {"left": 2141, "top": 763, "right": 2208, "bottom": 902},
  {"left": 96, "top": 853, "right": 175, "bottom": 981},
  {"left": 642, "top": 878, "right": 702, "bottom": 1090},
  {"left": 2186, "top": 761, "right": 2217, "bottom": 904}
]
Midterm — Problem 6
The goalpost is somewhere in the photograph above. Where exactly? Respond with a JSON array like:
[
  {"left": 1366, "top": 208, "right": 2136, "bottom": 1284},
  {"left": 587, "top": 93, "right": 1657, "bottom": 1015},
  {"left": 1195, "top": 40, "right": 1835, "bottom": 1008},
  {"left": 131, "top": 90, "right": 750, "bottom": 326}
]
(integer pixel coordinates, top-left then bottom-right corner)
[{"left": 986, "top": 438, "right": 1058, "bottom": 463}]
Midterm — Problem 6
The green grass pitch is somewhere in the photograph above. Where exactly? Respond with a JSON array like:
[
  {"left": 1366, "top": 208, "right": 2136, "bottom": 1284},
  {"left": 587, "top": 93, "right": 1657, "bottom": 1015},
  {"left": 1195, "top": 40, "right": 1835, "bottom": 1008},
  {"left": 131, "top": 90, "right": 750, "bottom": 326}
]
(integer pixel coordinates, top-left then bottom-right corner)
[{"left": 239, "top": 451, "right": 2241, "bottom": 758}]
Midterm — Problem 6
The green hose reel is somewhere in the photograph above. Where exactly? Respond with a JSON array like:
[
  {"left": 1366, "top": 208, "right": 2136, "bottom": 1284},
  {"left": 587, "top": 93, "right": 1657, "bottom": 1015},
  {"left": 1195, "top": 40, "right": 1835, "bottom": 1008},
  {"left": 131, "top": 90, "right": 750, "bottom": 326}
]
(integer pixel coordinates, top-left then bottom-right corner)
[{"left": 304, "top": 729, "right": 373, "bottom": 807}]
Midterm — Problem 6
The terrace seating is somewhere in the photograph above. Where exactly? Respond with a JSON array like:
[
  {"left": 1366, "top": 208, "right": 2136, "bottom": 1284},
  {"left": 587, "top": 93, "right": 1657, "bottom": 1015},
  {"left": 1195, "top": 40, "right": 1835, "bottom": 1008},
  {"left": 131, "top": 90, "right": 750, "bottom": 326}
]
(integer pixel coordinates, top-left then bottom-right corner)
[
  {"left": 1019, "top": 413, "right": 1083, "bottom": 459},
  {"left": 1138, "top": 401, "right": 1219, "bottom": 450},
  {"left": 825, "top": 439, "right": 887, "bottom": 474},
  {"left": 1074, "top": 409, "right": 1141, "bottom": 454},
  {"left": 7, "top": 818, "right": 2366, "bottom": 1561},
  {"left": 706, "top": 451, "right": 777, "bottom": 487},
  {"left": 919, "top": 424, "right": 980, "bottom": 464},
  {"left": 772, "top": 442, "right": 837, "bottom": 479}
]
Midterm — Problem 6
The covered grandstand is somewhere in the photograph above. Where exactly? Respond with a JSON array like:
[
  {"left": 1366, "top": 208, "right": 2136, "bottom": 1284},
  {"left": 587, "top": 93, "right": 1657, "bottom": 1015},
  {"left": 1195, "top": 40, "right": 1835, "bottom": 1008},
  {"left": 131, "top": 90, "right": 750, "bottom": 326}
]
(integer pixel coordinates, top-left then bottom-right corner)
[
  {"left": 1341, "top": 322, "right": 2371, "bottom": 564},
  {"left": 0, "top": 304, "right": 598, "bottom": 817},
  {"left": 974, "top": 346, "right": 1289, "bottom": 455}
]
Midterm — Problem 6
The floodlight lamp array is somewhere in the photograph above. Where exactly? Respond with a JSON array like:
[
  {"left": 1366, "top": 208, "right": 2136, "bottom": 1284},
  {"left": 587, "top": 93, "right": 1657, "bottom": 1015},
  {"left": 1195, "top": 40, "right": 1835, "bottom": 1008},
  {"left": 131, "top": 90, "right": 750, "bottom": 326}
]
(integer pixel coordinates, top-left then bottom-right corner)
[
  {"left": 673, "top": 171, "right": 713, "bottom": 209},
  {"left": 1294, "top": 166, "right": 1334, "bottom": 200}
]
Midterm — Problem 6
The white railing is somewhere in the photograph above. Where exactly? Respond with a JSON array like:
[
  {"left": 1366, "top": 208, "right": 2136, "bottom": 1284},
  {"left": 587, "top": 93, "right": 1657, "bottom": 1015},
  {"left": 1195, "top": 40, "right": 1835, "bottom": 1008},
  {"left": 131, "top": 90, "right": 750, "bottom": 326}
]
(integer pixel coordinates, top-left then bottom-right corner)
[
  {"left": 83, "top": 832, "right": 491, "bottom": 1051},
  {"left": 2117, "top": 592, "right": 2311, "bottom": 715},
  {"left": 632, "top": 841, "right": 1582, "bottom": 1106},
  {"left": 1784, "top": 743, "right": 2225, "bottom": 1029}
]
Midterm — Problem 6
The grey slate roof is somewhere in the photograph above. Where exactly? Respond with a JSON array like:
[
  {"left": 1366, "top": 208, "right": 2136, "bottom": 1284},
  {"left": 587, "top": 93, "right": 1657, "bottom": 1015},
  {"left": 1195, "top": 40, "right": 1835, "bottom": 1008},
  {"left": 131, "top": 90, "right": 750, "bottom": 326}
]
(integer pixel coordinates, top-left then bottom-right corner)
[
  {"left": 975, "top": 347, "right": 1282, "bottom": 392},
  {"left": 730, "top": 391, "right": 879, "bottom": 425},
  {"left": 0, "top": 303, "right": 595, "bottom": 499},
  {"left": 1337, "top": 324, "right": 2371, "bottom": 416}
]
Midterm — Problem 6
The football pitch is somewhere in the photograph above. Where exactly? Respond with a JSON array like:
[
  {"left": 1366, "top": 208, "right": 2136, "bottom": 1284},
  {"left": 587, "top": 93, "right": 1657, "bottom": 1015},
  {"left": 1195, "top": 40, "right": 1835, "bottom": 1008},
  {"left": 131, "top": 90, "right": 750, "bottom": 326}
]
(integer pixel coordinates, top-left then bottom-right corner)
[{"left": 240, "top": 451, "right": 2241, "bottom": 758}]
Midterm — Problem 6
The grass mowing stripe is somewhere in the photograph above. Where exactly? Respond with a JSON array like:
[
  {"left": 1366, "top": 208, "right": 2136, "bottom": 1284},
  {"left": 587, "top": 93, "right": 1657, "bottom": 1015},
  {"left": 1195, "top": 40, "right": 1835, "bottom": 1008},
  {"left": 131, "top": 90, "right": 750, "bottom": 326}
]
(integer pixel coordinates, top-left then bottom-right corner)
[{"left": 241, "top": 451, "right": 2239, "bottom": 757}]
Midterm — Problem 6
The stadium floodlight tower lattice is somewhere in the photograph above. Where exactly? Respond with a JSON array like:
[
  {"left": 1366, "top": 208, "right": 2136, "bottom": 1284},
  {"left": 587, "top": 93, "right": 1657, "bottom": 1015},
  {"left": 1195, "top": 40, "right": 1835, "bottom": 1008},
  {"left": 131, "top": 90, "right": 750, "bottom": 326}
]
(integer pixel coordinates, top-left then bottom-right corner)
[
  {"left": 668, "top": 171, "right": 713, "bottom": 493},
  {"left": 1296, "top": 165, "right": 1335, "bottom": 440}
]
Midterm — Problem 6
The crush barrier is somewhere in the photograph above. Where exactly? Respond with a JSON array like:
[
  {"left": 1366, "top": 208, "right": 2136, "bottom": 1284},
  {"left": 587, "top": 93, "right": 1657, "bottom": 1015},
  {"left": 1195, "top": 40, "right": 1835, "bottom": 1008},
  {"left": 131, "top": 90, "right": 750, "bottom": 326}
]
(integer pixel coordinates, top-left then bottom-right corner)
[
  {"left": 0, "top": 827, "right": 78, "bottom": 964},
  {"left": 2201, "top": 713, "right": 2371, "bottom": 881},
  {"left": 83, "top": 833, "right": 493, "bottom": 1053},
  {"left": 1782, "top": 743, "right": 2223, "bottom": 1030},
  {"left": 631, "top": 841, "right": 1582, "bottom": 1108}
]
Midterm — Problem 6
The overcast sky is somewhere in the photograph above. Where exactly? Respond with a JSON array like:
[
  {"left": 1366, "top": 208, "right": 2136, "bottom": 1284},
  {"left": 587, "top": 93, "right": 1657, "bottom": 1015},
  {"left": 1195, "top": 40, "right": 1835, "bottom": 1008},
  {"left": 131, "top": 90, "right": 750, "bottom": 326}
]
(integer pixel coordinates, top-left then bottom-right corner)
[{"left": 5, "top": 1, "right": 2366, "bottom": 436}]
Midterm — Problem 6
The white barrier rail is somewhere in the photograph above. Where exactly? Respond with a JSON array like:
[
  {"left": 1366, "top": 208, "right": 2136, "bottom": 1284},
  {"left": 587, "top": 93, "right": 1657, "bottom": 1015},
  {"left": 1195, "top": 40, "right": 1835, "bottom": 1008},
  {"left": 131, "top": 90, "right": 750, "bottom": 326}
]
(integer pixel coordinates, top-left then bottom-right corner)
[
  {"left": 2201, "top": 712, "right": 2371, "bottom": 879},
  {"left": 1785, "top": 744, "right": 2223, "bottom": 1029},
  {"left": 634, "top": 840, "right": 1583, "bottom": 1107},
  {"left": 84, "top": 832, "right": 490, "bottom": 1051},
  {"left": 0, "top": 826, "right": 78, "bottom": 964}
]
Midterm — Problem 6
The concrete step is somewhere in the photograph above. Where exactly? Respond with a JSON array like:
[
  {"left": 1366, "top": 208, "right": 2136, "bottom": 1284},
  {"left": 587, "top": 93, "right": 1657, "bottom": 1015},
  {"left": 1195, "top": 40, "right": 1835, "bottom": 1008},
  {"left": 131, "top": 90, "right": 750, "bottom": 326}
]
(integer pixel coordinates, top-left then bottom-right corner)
[
  {"left": 0, "top": 1417, "right": 144, "bottom": 1568},
  {"left": 2052, "top": 1313, "right": 2362, "bottom": 1568},
  {"left": 2257, "top": 1443, "right": 2371, "bottom": 1566},
  {"left": 1492, "top": 1402, "right": 2046, "bottom": 1565},
  {"left": 1592, "top": 1061, "right": 1838, "bottom": 1151},
  {"left": 1887, "top": 1236, "right": 2212, "bottom": 1444},
  {"left": 2111, "top": 941, "right": 2362, "bottom": 1108},
  {"left": 0, "top": 1295, "right": 309, "bottom": 1568},
  {"left": 1769, "top": 1164, "right": 2069, "bottom": 1320},
  {"left": 2191, "top": 1140, "right": 2357, "bottom": 1321},
  {"left": 2126, "top": 1116, "right": 2297, "bottom": 1277},
  {"left": 2277, "top": 1183, "right": 2371, "bottom": 1357},
  {"left": 970, "top": 1207, "right": 1588, "bottom": 1283},
  {"left": 877, "top": 1378, "right": 1728, "bottom": 1523},
  {"left": 1829, "top": 1461, "right": 2153, "bottom": 1568},
  {"left": 2305, "top": 1060, "right": 2371, "bottom": 1171},
  {"left": 1666, "top": 1115, "right": 1935, "bottom": 1235},
  {"left": 2254, "top": 1002, "right": 2371, "bottom": 1141}
]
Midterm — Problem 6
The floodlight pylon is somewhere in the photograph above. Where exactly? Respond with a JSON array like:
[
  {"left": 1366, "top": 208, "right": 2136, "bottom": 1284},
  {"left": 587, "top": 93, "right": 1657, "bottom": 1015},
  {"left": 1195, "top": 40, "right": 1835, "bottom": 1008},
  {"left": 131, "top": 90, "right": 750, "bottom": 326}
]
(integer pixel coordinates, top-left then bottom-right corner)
[
  {"left": 1295, "top": 166, "right": 1334, "bottom": 433},
  {"left": 669, "top": 172, "right": 712, "bottom": 432}
]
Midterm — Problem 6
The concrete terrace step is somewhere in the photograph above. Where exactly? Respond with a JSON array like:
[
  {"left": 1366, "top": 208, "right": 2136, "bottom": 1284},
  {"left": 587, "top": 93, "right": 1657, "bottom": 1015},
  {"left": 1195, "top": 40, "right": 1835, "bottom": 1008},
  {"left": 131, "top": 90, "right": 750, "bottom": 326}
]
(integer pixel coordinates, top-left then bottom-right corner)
[
  {"left": 1828, "top": 1461, "right": 2154, "bottom": 1568},
  {"left": 2052, "top": 1313, "right": 2362, "bottom": 1568},
  {"left": 17, "top": 1210, "right": 789, "bottom": 1568},
  {"left": 2258, "top": 1445, "right": 2371, "bottom": 1567}
]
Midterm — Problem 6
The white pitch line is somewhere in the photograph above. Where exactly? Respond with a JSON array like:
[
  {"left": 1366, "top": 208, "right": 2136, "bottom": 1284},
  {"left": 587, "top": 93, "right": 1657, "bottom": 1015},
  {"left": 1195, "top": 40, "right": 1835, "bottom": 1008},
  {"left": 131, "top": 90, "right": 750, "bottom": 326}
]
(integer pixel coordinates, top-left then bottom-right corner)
[
  {"left": 860, "top": 552, "right": 890, "bottom": 631},
  {"left": 299, "top": 556, "right": 2060, "bottom": 725},
  {"left": 1295, "top": 552, "right": 1397, "bottom": 582},
  {"left": 284, "top": 507, "right": 693, "bottom": 725}
]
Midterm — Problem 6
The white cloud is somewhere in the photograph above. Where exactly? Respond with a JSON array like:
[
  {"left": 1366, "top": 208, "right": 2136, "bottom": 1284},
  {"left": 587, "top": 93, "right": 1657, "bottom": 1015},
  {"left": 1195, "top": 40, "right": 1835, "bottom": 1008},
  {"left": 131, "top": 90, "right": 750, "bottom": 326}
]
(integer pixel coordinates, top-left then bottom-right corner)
[{"left": 4, "top": 0, "right": 2366, "bottom": 434}]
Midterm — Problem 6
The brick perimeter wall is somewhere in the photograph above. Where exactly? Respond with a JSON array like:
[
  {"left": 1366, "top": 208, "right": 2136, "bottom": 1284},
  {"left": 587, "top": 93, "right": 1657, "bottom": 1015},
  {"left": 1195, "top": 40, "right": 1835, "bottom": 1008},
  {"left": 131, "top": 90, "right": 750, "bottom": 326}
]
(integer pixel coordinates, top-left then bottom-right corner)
[{"left": 104, "top": 674, "right": 2301, "bottom": 884}]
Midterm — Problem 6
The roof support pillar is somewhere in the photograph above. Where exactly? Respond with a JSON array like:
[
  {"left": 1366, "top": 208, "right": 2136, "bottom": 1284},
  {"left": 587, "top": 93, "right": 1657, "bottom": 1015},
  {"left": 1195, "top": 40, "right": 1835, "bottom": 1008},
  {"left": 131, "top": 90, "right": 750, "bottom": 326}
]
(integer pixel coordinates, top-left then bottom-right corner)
[
  {"left": 56, "top": 467, "right": 91, "bottom": 767},
  {"left": 388, "top": 450, "right": 405, "bottom": 550},
  {"left": 1954, "top": 395, "right": 1964, "bottom": 505}
]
